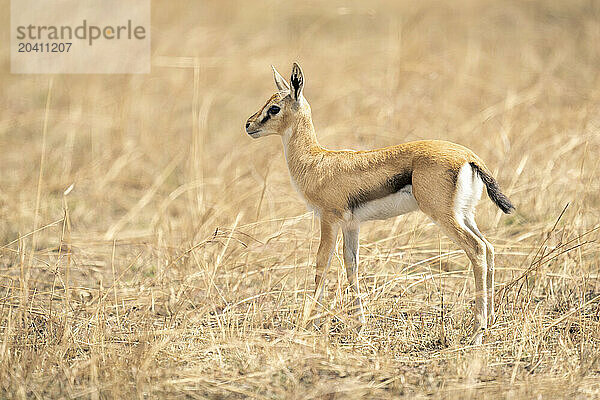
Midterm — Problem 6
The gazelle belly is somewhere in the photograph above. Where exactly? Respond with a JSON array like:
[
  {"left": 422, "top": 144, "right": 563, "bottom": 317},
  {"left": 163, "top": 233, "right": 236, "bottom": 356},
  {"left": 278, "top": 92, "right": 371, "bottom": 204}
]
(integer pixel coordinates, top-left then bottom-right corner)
[{"left": 352, "top": 185, "right": 419, "bottom": 222}]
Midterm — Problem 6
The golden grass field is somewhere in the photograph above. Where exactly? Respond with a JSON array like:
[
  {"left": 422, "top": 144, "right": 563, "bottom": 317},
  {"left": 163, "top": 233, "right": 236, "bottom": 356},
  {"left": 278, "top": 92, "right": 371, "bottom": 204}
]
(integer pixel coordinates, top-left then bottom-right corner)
[{"left": 2, "top": 0, "right": 600, "bottom": 398}]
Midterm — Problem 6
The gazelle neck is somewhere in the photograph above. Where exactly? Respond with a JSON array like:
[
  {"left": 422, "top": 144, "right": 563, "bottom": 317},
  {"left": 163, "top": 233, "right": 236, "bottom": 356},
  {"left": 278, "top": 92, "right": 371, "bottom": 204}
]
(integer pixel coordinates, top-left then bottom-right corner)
[
  {"left": 281, "top": 108, "right": 323, "bottom": 198},
  {"left": 282, "top": 109, "right": 319, "bottom": 155}
]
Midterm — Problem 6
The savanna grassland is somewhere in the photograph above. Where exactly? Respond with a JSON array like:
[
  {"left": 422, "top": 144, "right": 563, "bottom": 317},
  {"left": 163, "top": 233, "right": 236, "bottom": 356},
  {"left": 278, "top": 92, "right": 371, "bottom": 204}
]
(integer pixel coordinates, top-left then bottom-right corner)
[{"left": 1, "top": 0, "right": 600, "bottom": 398}]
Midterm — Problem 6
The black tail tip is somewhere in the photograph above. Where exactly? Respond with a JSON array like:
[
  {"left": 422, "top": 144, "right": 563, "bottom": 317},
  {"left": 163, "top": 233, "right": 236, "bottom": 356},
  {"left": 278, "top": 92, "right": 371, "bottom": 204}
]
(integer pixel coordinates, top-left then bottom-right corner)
[
  {"left": 469, "top": 162, "right": 515, "bottom": 214},
  {"left": 497, "top": 196, "right": 515, "bottom": 214}
]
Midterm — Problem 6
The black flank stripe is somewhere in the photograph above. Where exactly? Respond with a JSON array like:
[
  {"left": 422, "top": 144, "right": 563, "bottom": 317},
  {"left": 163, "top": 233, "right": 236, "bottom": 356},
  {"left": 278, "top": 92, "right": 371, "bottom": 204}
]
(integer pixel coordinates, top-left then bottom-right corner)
[{"left": 348, "top": 171, "right": 412, "bottom": 211}]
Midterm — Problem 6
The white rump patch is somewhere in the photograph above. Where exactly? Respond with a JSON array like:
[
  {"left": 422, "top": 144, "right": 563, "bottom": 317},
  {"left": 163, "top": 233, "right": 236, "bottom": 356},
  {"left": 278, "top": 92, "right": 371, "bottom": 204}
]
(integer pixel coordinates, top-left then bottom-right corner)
[
  {"left": 454, "top": 163, "right": 484, "bottom": 220},
  {"left": 351, "top": 185, "right": 419, "bottom": 222}
]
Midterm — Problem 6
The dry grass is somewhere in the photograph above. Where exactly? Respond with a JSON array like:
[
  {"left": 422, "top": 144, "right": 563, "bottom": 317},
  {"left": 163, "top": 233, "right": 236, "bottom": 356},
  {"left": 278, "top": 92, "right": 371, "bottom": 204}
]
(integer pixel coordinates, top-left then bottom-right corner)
[{"left": 1, "top": 0, "right": 600, "bottom": 398}]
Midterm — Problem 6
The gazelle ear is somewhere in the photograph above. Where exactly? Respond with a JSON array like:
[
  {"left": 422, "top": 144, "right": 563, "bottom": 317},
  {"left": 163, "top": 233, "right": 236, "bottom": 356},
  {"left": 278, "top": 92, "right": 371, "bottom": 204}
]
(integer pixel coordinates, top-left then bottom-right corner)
[
  {"left": 272, "top": 65, "right": 290, "bottom": 91},
  {"left": 290, "top": 62, "right": 304, "bottom": 101}
]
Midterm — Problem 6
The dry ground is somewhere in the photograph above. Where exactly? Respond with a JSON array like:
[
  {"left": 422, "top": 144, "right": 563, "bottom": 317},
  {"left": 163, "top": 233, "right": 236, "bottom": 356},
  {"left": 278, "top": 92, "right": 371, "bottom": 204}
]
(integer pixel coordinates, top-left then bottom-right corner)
[{"left": 1, "top": 0, "right": 600, "bottom": 398}]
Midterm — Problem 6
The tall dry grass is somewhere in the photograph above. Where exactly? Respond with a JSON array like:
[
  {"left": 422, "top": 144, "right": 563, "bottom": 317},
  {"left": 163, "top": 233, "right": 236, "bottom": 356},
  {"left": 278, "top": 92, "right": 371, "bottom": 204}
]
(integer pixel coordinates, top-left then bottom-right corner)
[{"left": 1, "top": 0, "right": 600, "bottom": 398}]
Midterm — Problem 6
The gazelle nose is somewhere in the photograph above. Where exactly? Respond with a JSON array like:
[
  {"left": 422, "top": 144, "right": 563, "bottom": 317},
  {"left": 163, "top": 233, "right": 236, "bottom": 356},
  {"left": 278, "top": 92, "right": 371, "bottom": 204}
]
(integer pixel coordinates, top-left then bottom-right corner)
[{"left": 245, "top": 122, "right": 250, "bottom": 129}]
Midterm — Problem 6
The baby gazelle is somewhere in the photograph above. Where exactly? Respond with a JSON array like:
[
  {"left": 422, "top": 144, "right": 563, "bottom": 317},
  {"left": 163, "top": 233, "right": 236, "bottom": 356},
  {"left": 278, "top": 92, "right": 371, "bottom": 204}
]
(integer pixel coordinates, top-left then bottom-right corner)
[{"left": 245, "top": 63, "right": 514, "bottom": 344}]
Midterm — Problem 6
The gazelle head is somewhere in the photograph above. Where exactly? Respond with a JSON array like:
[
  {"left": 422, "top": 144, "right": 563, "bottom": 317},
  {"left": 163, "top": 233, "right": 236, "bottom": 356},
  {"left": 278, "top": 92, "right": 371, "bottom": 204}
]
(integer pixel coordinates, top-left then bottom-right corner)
[{"left": 245, "top": 63, "right": 308, "bottom": 139}]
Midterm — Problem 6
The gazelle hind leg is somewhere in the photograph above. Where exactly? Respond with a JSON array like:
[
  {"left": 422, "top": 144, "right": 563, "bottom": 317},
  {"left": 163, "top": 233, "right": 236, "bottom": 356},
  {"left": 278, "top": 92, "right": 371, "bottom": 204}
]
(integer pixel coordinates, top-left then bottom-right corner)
[
  {"left": 412, "top": 164, "right": 488, "bottom": 344},
  {"left": 342, "top": 225, "right": 366, "bottom": 327},
  {"left": 464, "top": 215, "right": 495, "bottom": 324},
  {"left": 437, "top": 218, "right": 488, "bottom": 344}
]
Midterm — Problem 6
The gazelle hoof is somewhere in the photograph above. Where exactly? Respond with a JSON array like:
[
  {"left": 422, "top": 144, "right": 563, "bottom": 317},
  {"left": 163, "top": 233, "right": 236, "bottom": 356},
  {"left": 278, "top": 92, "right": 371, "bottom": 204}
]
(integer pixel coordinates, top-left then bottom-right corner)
[
  {"left": 470, "top": 329, "right": 485, "bottom": 346},
  {"left": 348, "top": 318, "right": 364, "bottom": 334},
  {"left": 312, "top": 318, "right": 323, "bottom": 331}
]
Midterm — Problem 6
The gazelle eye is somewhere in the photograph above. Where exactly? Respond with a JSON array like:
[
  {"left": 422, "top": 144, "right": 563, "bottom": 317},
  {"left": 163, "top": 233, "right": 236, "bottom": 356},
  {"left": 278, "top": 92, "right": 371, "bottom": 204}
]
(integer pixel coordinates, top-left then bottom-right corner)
[{"left": 269, "top": 105, "right": 280, "bottom": 114}]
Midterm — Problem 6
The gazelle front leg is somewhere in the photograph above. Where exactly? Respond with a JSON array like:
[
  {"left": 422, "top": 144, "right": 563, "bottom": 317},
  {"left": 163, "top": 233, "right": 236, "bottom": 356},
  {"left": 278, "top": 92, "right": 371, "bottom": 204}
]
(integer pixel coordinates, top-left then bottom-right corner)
[
  {"left": 311, "top": 216, "right": 339, "bottom": 328},
  {"left": 342, "top": 225, "right": 366, "bottom": 327}
]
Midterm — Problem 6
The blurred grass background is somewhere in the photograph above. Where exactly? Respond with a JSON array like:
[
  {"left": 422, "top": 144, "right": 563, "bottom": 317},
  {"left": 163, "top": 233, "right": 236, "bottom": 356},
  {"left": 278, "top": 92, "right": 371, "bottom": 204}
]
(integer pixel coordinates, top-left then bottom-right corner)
[{"left": 1, "top": 0, "right": 600, "bottom": 398}]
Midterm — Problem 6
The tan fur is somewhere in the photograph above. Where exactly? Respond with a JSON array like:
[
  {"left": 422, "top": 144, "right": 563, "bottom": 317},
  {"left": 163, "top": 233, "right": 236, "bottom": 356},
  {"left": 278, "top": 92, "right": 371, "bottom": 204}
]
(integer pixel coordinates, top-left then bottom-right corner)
[{"left": 246, "top": 64, "right": 509, "bottom": 344}]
